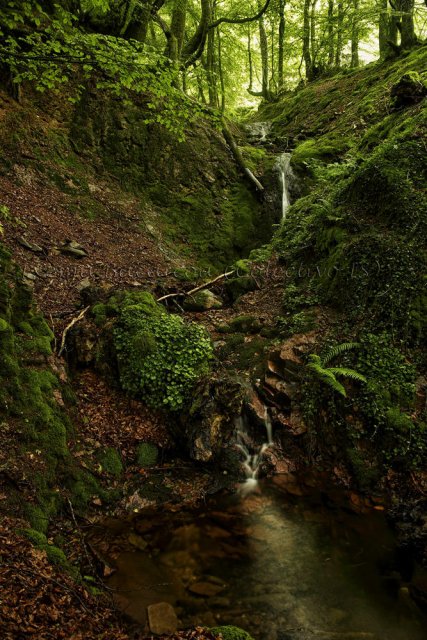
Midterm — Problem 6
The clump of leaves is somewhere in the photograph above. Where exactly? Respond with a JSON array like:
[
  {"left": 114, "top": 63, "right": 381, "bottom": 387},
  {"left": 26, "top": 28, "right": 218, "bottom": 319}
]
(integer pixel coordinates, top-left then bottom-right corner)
[
  {"left": 307, "top": 342, "right": 367, "bottom": 397},
  {"left": 114, "top": 295, "right": 213, "bottom": 411}
]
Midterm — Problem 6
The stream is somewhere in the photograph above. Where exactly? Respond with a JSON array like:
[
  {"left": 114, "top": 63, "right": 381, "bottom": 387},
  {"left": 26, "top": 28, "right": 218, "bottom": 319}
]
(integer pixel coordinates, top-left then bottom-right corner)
[{"left": 89, "top": 484, "right": 427, "bottom": 640}]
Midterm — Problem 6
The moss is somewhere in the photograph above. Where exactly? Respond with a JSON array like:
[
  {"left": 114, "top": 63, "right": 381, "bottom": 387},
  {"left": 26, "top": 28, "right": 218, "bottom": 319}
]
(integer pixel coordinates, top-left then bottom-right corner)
[
  {"left": 0, "top": 318, "right": 10, "bottom": 332},
  {"left": 136, "top": 442, "right": 159, "bottom": 467},
  {"left": 113, "top": 292, "right": 213, "bottom": 411},
  {"left": 225, "top": 276, "right": 258, "bottom": 302},
  {"left": 98, "top": 448, "right": 123, "bottom": 477},
  {"left": 23, "top": 528, "right": 48, "bottom": 546},
  {"left": 210, "top": 626, "right": 255, "bottom": 640},
  {"left": 68, "top": 471, "right": 104, "bottom": 512},
  {"left": 25, "top": 504, "right": 49, "bottom": 533},
  {"left": 291, "top": 135, "right": 352, "bottom": 170}
]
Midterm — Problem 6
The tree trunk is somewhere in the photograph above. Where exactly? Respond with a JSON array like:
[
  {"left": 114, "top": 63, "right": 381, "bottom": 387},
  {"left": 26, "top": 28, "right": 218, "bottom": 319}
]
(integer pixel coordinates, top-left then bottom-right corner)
[
  {"left": 327, "top": 0, "right": 334, "bottom": 67},
  {"left": 378, "top": 0, "right": 390, "bottom": 57},
  {"left": 351, "top": 0, "right": 360, "bottom": 67},
  {"left": 278, "top": 0, "right": 286, "bottom": 89},
  {"left": 310, "top": 0, "right": 318, "bottom": 67},
  {"left": 168, "top": 0, "right": 188, "bottom": 60},
  {"left": 303, "top": 0, "right": 313, "bottom": 79},
  {"left": 206, "top": 16, "right": 218, "bottom": 107},
  {"left": 398, "top": 0, "right": 417, "bottom": 48},
  {"left": 335, "top": 0, "right": 344, "bottom": 67},
  {"left": 217, "top": 27, "right": 226, "bottom": 113},
  {"left": 259, "top": 8, "right": 270, "bottom": 98}
]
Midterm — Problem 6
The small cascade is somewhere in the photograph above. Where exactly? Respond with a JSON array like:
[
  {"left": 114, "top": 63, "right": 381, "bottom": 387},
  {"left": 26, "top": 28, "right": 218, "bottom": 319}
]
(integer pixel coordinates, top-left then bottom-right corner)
[
  {"left": 275, "top": 152, "right": 294, "bottom": 220},
  {"left": 244, "top": 121, "right": 272, "bottom": 145},
  {"left": 235, "top": 410, "right": 274, "bottom": 495}
]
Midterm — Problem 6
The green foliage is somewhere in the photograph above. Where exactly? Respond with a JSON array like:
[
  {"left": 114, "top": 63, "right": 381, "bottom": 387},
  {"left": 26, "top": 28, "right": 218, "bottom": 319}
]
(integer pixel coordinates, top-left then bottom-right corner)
[
  {"left": 210, "top": 626, "right": 255, "bottom": 640},
  {"left": 114, "top": 293, "right": 213, "bottom": 410},
  {"left": 136, "top": 442, "right": 159, "bottom": 467},
  {"left": 276, "top": 310, "right": 316, "bottom": 337},
  {"left": 307, "top": 344, "right": 366, "bottom": 397},
  {"left": 97, "top": 448, "right": 123, "bottom": 476}
]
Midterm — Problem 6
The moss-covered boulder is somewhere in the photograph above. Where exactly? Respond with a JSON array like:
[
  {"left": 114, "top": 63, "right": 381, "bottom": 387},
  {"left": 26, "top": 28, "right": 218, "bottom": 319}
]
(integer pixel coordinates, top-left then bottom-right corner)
[
  {"left": 211, "top": 626, "right": 255, "bottom": 640},
  {"left": 105, "top": 292, "right": 214, "bottom": 411}
]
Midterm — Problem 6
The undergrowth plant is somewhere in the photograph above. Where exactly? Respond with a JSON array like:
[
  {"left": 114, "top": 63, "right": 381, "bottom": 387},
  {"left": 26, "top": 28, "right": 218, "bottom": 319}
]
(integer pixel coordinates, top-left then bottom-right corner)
[
  {"left": 114, "top": 293, "right": 213, "bottom": 411},
  {"left": 307, "top": 342, "right": 367, "bottom": 397}
]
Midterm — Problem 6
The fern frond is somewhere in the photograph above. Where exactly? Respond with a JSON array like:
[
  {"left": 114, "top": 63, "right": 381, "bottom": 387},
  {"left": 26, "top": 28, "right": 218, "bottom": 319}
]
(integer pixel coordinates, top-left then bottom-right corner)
[
  {"left": 307, "top": 354, "right": 322, "bottom": 365},
  {"left": 328, "top": 367, "right": 367, "bottom": 383},
  {"left": 307, "top": 363, "right": 347, "bottom": 396},
  {"left": 323, "top": 342, "right": 360, "bottom": 365}
]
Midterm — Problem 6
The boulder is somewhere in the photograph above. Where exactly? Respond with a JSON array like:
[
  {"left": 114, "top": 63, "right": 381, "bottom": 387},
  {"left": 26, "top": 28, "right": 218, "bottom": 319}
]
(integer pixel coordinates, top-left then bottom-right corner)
[
  {"left": 183, "top": 289, "right": 223, "bottom": 311},
  {"left": 147, "top": 602, "right": 178, "bottom": 635}
]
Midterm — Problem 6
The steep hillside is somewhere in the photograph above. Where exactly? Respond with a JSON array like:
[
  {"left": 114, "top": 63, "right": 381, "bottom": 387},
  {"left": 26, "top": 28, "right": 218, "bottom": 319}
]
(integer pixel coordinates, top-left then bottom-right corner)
[{"left": 238, "top": 45, "right": 427, "bottom": 559}]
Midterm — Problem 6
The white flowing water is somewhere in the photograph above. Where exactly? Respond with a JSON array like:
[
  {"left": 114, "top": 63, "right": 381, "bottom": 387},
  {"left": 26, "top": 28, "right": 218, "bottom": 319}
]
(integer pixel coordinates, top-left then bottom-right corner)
[
  {"left": 275, "top": 152, "right": 294, "bottom": 220},
  {"left": 236, "top": 410, "right": 274, "bottom": 495},
  {"left": 244, "top": 121, "right": 272, "bottom": 144}
]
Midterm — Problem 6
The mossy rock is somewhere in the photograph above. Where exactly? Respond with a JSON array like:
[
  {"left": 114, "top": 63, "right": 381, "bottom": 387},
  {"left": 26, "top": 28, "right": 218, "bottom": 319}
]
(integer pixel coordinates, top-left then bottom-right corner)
[
  {"left": 211, "top": 626, "right": 255, "bottom": 640},
  {"left": 97, "top": 448, "right": 123, "bottom": 476},
  {"left": 225, "top": 276, "right": 258, "bottom": 302},
  {"left": 114, "top": 291, "right": 213, "bottom": 410},
  {"left": 136, "top": 442, "right": 159, "bottom": 467},
  {"left": 183, "top": 289, "right": 224, "bottom": 312}
]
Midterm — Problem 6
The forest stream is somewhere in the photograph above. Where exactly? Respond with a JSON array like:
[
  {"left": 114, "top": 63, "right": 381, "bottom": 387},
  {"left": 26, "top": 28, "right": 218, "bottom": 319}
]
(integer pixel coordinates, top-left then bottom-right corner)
[{"left": 89, "top": 483, "right": 427, "bottom": 640}]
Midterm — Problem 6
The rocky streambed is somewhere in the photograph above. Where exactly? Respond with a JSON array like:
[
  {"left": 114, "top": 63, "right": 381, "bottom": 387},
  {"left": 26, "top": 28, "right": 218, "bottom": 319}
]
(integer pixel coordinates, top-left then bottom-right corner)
[{"left": 87, "top": 482, "right": 427, "bottom": 640}]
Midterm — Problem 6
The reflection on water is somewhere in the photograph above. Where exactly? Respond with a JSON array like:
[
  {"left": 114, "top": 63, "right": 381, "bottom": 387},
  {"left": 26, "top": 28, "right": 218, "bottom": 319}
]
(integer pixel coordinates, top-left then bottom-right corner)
[{"left": 90, "top": 483, "right": 427, "bottom": 640}]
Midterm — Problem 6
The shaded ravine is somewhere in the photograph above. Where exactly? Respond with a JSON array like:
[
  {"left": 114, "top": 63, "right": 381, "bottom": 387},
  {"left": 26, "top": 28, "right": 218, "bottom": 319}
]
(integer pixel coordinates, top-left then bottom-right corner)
[{"left": 88, "top": 484, "right": 427, "bottom": 640}]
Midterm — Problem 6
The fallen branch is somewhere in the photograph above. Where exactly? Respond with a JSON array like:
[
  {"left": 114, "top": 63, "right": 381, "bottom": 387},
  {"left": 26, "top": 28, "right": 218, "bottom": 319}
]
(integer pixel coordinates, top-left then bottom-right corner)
[
  {"left": 58, "top": 306, "right": 90, "bottom": 357},
  {"left": 157, "top": 270, "right": 235, "bottom": 303}
]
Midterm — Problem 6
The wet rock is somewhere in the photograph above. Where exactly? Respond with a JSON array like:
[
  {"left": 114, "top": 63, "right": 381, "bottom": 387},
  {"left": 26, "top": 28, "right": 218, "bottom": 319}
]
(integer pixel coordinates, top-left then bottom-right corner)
[
  {"left": 245, "top": 389, "right": 267, "bottom": 425},
  {"left": 183, "top": 289, "right": 223, "bottom": 312},
  {"left": 180, "top": 377, "right": 244, "bottom": 465},
  {"left": 189, "top": 581, "right": 225, "bottom": 597},
  {"left": 147, "top": 602, "right": 178, "bottom": 635},
  {"left": 128, "top": 532, "right": 148, "bottom": 551},
  {"left": 275, "top": 411, "right": 307, "bottom": 436}
]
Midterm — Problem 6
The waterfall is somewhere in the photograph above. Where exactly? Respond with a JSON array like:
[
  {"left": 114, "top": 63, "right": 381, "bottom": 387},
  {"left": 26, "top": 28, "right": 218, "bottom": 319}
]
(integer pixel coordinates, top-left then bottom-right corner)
[
  {"left": 235, "top": 410, "right": 274, "bottom": 495},
  {"left": 275, "top": 152, "right": 294, "bottom": 220},
  {"left": 244, "top": 121, "right": 272, "bottom": 145}
]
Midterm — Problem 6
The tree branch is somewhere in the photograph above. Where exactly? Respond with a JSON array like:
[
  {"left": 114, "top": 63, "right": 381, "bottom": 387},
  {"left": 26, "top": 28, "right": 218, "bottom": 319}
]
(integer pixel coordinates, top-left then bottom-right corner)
[{"left": 208, "top": 0, "right": 272, "bottom": 30}]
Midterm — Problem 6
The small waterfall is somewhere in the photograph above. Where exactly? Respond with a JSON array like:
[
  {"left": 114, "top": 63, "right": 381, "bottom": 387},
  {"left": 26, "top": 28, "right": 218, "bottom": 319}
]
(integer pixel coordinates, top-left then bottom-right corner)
[
  {"left": 244, "top": 121, "right": 272, "bottom": 145},
  {"left": 275, "top": 152, "right": 294, "bottom": 220},
  {"left": 235, "top": 410, "right": 274, "bottom": 495}
]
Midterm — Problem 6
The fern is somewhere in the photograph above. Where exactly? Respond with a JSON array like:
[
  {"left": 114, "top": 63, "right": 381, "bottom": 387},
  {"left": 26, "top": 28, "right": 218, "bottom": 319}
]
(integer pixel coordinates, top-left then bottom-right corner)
[
  {"left": 307, "top": 360, "right": 347, "bottom": 396},
  {"left": 328, "top": 367, "right": 367, "bottom": 383},
  {"left": 322, "top": 342, "right": 360, "bottom": 365},
  {"left": 307, "top": 343, "right": 366, "bottom": 397}
]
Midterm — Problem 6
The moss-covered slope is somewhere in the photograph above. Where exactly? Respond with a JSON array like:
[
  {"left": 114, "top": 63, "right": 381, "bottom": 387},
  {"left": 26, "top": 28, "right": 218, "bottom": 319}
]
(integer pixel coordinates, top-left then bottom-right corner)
[{"left": 254, "top": 48, "right": 427, "bottom": 494}]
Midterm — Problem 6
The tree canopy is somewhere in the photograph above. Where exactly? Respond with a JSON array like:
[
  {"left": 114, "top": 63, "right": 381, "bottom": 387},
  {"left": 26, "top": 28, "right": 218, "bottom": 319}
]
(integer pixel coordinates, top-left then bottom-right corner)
[{"left": 0, "top": 0, "right": 426, "bottom": 130}]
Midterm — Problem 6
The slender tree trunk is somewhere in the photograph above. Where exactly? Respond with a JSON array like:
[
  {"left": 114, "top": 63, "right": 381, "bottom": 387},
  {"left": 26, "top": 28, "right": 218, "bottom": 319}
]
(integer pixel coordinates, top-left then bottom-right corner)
[
  {"left": 217, "top": 27, "right": 226, "bottom": 113},
  {"left": 303, "top": 0, "right": 313, "bottom": 79},
  {"left": 327, "top": 0, "right": 334, "bottom": 67},
  {"left": 206, "top": 1, "right": 218, "bottom": 107},
  {"left": 259, "top": 9, "right": 270, "bottom": 98},
  {"left": 335, "top": 0, "right": 344, "bottom": 67},
  {"left": 378, "top": 0, "right": 390, "bottom": 56},
  {"left": 310, "top": 0, "right": 318, "bottom": 67},
  {"left": 278, "top": 0, "right": 286, "bottom": 89},
  {"left": 351, "top": 0, "right": 360, "bottom": 66},
  {"left": 248, "top": 26, "right": 255, "bottom": 92}
]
